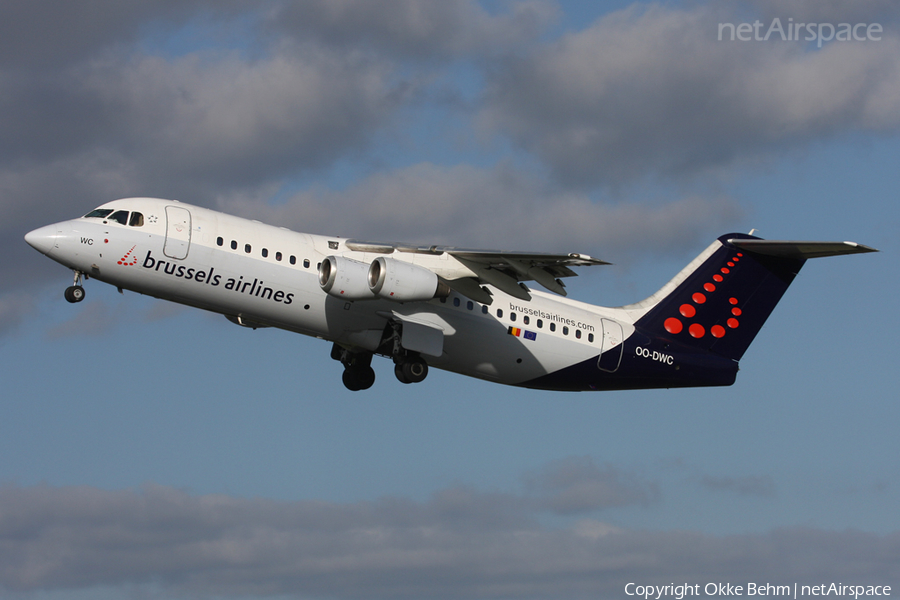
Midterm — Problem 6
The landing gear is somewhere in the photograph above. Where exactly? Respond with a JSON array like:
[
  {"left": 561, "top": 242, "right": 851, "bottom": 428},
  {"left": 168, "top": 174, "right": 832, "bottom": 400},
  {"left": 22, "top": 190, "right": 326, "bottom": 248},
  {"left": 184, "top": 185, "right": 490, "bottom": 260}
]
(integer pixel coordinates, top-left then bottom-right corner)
[
  {"left": 330, "top": 318, "right": 432, "bottom": 390},
  {"left": 64, "top": 286, "right": 85, "bottom": 303},
  {"left": 394, "top": 355, "right": 428, "bottom": 384},
  {"left": 342, "top": 366, "right": 376, "bottom": 391},
  {"left": 385, "top": 320, "right": 429, "bottom": 385},
  {"left": 64, "top": 271, "right": 86, "bottom": 303},
  {"left": 332, "top": 344, "right": 376, "bottom": 391}
]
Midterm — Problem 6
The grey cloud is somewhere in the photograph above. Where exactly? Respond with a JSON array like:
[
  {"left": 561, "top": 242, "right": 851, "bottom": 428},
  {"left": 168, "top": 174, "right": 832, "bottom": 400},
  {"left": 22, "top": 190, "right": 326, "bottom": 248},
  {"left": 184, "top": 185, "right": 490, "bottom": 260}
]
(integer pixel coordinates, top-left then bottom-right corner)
[
  {"left": 221, "top": 162, "right": 741, "bottom": 258},
  {"left": 700, "top": 474, "right": 777, "bottom": 498},
  {"left": 3, "top": 48, "right": 399, "bottom": 185},
  {"left": 0, "top": 0, "right": 255, "bottom": 71},
  {"left": 43, "top": 299, "right": 128, "bottom": 341},
  {"left": 739, "top": 0, "right": 900, "bottom": 25},
  {"left": 268, "top": 0, "right": 557, "bottom": 60},
  {"left": 523, "top": 456, "right": 659, "bottom": 514},
  {"left": 480, "top": 4, "right": 900, "bottom": 186},
  {"left": 0, "top": 292, "right": 37, "bottom": 338},
  {"left": 0, "top": 483, "right": 897, "bottom": 599}
]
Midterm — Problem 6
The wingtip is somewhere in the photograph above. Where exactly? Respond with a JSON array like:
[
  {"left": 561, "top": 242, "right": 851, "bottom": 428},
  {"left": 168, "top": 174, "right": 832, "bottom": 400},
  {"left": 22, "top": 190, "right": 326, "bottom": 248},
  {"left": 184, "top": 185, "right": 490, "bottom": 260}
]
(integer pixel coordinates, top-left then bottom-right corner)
[{"left": 844, "top": 241, "right": 880, "bottom": 253}]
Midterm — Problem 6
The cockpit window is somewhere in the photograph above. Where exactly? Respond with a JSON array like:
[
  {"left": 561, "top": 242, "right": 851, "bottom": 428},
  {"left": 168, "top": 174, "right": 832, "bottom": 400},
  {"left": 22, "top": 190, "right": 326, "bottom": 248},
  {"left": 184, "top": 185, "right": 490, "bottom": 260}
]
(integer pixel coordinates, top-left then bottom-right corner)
[
  {"left": 108, "top": 210, "right": 129, "bottom": 225},
  {"left": 129, "top": 212, "right": 144, "bottom": 227},
  {"left": 84, "top": 208, "right": 113, "bottom": 219}
]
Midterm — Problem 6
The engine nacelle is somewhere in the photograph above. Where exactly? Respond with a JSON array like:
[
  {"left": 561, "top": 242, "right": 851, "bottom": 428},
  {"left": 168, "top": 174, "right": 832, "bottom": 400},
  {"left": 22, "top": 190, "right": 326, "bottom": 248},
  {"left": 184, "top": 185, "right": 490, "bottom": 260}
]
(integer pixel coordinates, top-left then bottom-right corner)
[
  {"left": 318, "top": 256, "right": 376, "bottom": 300},
  {"left": 367, "top": 257, "right": 450, "bottom": 302}
]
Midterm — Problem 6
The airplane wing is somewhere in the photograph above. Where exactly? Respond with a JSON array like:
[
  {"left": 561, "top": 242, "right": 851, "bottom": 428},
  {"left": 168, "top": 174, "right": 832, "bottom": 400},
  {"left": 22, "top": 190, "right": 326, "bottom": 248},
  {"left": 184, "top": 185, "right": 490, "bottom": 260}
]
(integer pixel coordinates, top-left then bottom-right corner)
[{"left": 345, "top": 240, "right": 609, "bottom": 302}]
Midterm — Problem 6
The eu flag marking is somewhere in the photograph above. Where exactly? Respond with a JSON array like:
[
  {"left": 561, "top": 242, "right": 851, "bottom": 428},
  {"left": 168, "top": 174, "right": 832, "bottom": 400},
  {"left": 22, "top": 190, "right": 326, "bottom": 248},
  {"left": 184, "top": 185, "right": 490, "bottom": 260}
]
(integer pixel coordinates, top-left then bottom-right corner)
[{"left": 524, "top": 330, "right": 537, "bottom": 341}]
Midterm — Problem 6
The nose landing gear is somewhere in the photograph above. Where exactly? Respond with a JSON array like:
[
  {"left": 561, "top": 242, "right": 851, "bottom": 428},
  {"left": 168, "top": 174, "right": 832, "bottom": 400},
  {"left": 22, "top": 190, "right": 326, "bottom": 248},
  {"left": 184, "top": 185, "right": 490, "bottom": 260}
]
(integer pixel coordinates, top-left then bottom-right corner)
[{"left": 64, "top": 271, "right": 86, "bottom": 303}]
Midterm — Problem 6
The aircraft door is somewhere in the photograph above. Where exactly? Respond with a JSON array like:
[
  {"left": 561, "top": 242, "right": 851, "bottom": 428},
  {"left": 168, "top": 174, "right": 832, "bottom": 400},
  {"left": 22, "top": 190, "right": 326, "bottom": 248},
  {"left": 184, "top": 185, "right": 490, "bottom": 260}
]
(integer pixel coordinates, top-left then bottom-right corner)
[
  {"left": 164, "top": 206, "right": 191, "bottom": 259},
  {"left": 597, "top": 318, "right": 624, "bottom": 372}
]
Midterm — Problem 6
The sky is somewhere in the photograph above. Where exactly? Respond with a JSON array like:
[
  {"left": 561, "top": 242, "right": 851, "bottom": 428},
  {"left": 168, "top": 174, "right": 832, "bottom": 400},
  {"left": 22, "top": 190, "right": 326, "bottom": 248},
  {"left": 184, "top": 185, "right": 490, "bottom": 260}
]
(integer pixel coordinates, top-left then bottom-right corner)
[{"left": 1, "top": 1, "right": 898, "bottom": 599}]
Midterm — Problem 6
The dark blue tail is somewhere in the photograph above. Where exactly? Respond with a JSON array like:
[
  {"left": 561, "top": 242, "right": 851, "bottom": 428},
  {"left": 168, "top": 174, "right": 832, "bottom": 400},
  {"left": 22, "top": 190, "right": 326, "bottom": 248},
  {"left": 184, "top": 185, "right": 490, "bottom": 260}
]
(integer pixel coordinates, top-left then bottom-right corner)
[
  {"left": 522, "top": 234, "right": 874, "bottom": 391},
  {"left": 634, "top": 233, "right": 805, "bottom": 362}
]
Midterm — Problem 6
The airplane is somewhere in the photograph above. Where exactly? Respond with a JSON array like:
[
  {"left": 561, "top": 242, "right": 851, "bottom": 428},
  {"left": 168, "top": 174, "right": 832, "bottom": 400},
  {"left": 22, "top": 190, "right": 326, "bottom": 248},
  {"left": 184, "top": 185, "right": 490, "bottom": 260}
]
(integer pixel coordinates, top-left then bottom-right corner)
[{"left": 24, "top": 197, "right": 877, "bottom": 391}]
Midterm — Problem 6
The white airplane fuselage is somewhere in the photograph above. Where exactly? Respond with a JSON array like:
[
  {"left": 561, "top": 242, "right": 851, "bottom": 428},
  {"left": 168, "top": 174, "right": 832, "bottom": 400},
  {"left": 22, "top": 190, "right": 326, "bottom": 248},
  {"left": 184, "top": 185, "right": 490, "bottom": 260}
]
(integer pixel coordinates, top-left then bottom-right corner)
[
  {"left": 25, "top": 197, "right": 876, "bottom": 391},
  {"left": 26, "top": 198, "right": 631, "bottom": 389}
]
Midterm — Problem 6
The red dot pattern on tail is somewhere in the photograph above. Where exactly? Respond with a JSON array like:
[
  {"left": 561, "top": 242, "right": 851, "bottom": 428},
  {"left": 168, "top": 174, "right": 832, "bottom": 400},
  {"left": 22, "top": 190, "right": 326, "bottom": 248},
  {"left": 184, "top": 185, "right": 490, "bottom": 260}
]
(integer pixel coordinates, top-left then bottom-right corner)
[{"left": 664, "top": 253, "right": 743, "bottom": 339}]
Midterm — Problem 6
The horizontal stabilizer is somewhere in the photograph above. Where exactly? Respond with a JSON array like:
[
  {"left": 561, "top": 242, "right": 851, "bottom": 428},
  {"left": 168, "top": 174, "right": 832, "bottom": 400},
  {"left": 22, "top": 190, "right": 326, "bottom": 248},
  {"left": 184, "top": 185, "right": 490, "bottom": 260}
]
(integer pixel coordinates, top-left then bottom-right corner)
[{"left": 728, "top": 239, "right": 879, "bottom": 259}]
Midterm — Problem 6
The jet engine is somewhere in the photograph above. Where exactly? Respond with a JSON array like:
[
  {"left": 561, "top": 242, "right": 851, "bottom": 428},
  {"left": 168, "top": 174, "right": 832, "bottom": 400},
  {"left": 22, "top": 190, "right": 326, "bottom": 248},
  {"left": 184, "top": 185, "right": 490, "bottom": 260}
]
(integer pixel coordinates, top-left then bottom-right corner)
[
  {"left": 367, "top": 257, "right": 450, "bottom": 302},
  {"left": 318, "top": 256, "right": 376, "bottom": 300}
]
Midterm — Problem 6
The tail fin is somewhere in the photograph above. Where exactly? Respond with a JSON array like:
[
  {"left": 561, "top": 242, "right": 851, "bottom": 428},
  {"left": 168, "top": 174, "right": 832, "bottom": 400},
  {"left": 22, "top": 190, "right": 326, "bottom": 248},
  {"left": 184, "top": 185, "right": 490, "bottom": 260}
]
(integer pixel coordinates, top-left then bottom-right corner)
[{"left": 630, "top": 234, "right": 876, "bottom": 362}]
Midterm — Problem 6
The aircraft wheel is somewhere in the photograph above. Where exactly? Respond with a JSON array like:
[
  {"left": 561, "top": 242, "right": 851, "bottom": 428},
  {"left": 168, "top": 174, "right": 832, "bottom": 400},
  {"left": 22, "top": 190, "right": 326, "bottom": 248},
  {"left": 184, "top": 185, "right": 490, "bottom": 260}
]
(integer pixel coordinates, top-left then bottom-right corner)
[
  {"left": 394, "top": 363, "right": 411, "bottom": 384},
  {"left": 343, "top": 366, "right": 375, "bottom": 391},
  {"left": 64, "top": 285, "right": 85, "bottom": 303},
  {"left": 401, "top": 357, "right": 428, "bottom": 383}
]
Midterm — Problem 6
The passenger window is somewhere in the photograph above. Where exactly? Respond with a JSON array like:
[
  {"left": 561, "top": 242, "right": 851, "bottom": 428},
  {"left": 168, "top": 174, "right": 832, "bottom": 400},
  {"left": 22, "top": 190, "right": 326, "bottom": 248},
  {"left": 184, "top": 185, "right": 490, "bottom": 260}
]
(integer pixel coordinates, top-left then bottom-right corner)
[
  {"left": 128, "top": 212, "right": 144, "bottom": 227},
  {"left": 576, "top": 329, "right": 582, "bottom": 339},
  {"left": 84, "top": 208, "right": 113, "bottom": 219},
  {"left": 563, "top": 326, "right": 569, "bottom": 336},
  {"left": 497, "top": 309, "right": 503, "bottom": 318},
  {"left": 467, "top": 301, "right": 474, "bottom": 310},
  {"left": 550, "top": 323, "right": 556, "bottom": 332},
  {"left": 453, "top": 297, "right": 460, "bottom": 307},
  {"left": 303, "top": 259, "right": 310, "bottom": 268},
  {"left": 108, "top": 210, "right": 129, "bottom": 225},
  {"left": 537, "top": 319, "right": 543, "bottom": 329},
  {"left": 588, "top": 333, "right": 594, "bottom": 343},
  {"left": 510, "top": 313, "right": 516, "bottom": 322},
  {"left": 231, "top": 240, "right": 237, "bottom": 250},
  {"left": 523, "top": 316, "right": 530, "bottom": 325},
  {"left": 244, "top": 244, "right": 251, "bottom": 254},
  {"left": 276, "top": 252, "right": 282, "bottom": 261},
  {"left": 481, "top": 305, "right": 488, "bottom": 314},
  {"left": 217, "top": 237, "right": 224, "bottom": 247},
  {"left": 262, "top": 248, "right": 269, "bottom": 258},
  {"left": 290, "top": 256, "right": 296, "bottom": 265}
]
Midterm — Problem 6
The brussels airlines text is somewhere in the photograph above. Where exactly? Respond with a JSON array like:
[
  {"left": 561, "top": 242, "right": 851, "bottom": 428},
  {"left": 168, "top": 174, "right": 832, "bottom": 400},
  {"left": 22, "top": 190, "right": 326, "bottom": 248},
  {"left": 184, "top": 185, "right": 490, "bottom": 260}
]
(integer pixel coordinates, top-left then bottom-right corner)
[{"left": 142, "top": 250, "right": 294, "bottom": 304}]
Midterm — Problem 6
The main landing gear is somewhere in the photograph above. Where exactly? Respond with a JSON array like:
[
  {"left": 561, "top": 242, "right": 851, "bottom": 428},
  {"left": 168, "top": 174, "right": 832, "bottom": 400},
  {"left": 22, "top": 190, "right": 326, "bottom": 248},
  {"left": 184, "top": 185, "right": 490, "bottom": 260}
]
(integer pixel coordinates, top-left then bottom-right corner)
[
  {"left": 332, "top": 344, "right": 376, "bottom": 391},
  {"left": 394, "top": 355, "right": 428, "bottom": 384},
  {"left": 386, "top": 319, "right": 428, "bottom": 385},
  {"left": 64, "top": 271, "right": 86, "bottom": 303},
  {"left": 331, "top": 320, "right": 431, "bottom": 390}
]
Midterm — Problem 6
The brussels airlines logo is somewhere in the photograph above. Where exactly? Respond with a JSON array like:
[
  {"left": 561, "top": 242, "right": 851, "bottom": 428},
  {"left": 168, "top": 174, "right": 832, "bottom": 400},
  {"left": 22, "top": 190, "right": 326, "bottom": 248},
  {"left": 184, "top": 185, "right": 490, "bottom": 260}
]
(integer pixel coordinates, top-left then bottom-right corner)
[
  {"left": 141, "top": 250, "right": 294, "bottom": 305},
  {"left": 118, "top": 246, "right": 138, "bottom": 266}
]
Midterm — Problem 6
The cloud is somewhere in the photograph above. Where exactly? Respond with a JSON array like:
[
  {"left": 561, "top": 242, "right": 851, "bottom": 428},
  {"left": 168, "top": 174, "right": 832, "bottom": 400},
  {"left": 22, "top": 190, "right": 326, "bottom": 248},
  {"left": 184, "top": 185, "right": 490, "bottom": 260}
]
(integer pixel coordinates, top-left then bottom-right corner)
[
  {"left": 523, "top": 456, "right": 659, "bottom": 514},
  {"left": 0, "top": 292, "right": 37, "bottom": 338},
  {"left": 0, "top": 0, "right": 254, "bottom": 70},
  {"left": 480, "top": 3, "right": 900, "bottom": 186},
  {"left": 220, "top": 162, "right": 741, "bottom": 257},
  {"left": 700, "top": 474, "right": 777, "bottom": 498},
  {"left": 739, "top": 0, "right": 900, "bottom": 25},
  {"left": 267, "top": 0, "right": 557, "bottom": 60},
  {"left": 2, "top": 47, "right": 399, "bottom": 188},
  {"left": 0, "top": 482, "right": 897, "bottom": 599}
]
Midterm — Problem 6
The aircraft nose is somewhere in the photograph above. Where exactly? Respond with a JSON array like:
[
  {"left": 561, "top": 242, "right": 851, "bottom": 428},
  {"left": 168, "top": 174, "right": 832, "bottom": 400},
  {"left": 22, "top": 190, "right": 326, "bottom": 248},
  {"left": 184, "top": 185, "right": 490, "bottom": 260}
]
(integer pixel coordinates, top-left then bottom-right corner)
[{"left": 24, "top": 224, "right": 60, "bottom": 256}]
